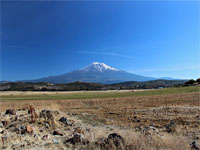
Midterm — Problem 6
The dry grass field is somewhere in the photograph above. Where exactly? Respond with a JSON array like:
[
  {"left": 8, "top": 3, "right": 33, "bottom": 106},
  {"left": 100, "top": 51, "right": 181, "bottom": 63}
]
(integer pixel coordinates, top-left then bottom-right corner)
[{"left": 0, "top": 86, "right": 199, "bottom": 150}]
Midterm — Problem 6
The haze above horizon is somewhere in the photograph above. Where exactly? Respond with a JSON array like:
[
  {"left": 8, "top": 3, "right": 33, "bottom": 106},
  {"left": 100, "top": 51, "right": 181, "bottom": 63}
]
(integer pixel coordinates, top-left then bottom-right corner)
[{"left": 1, "top": 1, "right": 199, "bottom": 81}]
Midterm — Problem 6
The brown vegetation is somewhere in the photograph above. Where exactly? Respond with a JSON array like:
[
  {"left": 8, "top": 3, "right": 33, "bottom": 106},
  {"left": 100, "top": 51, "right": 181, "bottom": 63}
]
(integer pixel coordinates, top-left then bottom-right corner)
[{"left": 0, "top": 91, "right": 199, "bottom": 149}]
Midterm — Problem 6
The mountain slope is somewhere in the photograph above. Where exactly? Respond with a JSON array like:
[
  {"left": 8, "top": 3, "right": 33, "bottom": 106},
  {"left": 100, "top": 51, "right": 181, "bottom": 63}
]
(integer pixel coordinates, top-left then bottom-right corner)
[{"left": 30, "top": 62, "right": 156, "bottom": 84}]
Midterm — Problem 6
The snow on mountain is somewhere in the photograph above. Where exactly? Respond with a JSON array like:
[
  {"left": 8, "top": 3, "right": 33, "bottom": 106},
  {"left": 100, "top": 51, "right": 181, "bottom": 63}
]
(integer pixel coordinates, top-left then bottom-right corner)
[
  {"left": 27, "top": 62, "right": 157, "bottom": 84},
  {"left": 82, "top": 62, "right": 119, "bottom": 72}
]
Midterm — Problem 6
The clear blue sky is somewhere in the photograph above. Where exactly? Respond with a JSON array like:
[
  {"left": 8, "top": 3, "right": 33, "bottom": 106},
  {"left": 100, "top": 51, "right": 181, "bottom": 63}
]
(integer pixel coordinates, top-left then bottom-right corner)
[{"left": 1, "top": 1, "right": 199, "bottom": 81}]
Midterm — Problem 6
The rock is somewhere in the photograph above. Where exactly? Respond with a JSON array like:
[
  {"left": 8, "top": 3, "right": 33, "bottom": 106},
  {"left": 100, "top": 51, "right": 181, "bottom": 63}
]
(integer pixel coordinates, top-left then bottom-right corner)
[
  {"left": 19, "top": 125, "right": 26, "bottom": 134},
  {"left": 2, "top": 121, "right": 9, "bottom": 127},
  {"left": 14, "top": 116, "right": 18, "bottom": 121},
  {"left": 45, "top": 123, "right": 50, "bottom": 128},
  {"left": 190, "top": 141, "right": 200, "bottom": 150},
  {"left": 59, "top": 117, "right": 67, "bottom": 123},
  {"left": 53, "top": 130, "right": 63, "bottom": 136},
  {"left": 107, "top": 133, "right": 125, "bottom": 147},
  {"left": 53, "top": 138, "right": 59, "bottom": 144},
  {"left": 33, "top": 134, "right": 38, "bottom": 138},
  {"left": 59, "top": 117, "right": 72, "bottom": 126},
  {"left": 42, "top": 135, "right": 48, "bottom": 140},
  {"left": 40, "top": 110, "right": 55, "bottom": 126},
  {"left": 66, "top": 120, "right": 72, "bottom": 126},
  {"left": 5, "top": 109, "right": 16, "bottom": 115},
  {"left": 141, "top": 125, "right": 158, "bottom": 135},
  {"left": 136, "top": 119, "right": 140, "bottom": 122},
  {"left": 66, "top": 133, "right": 83, "bottom": 145},
  {"left": 20, "top": 144, "right": 25, "bottom": 147},
  {"left": 165, "top": 120, "right": 176, "bottom": 133},
  {"left": 8, "top": 125, "right": 19, "bottom": 133},
  {"left": 1, "top": 130, "right": 6, "bottom": 134},
  {"left": 26, "top": 124, "right": 33, "bottom": 133},
  {"left": 95, "top": 133, "right": 126, "bottom": 150},
  {"left": 0, "top": 123, "right": 3, "bottom": 128},
  {"left": 11, "top": 127, "right": 19, "bottom": 134},
  {"left": 40, "top": 110, "right": 53, "bottom": 120},
  {"left": 73, "top": 133, "right": 82, "bottom": 143}
]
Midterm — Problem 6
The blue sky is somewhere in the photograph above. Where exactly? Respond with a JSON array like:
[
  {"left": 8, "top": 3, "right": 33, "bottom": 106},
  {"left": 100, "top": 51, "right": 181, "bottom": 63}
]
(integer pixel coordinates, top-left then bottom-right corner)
[{"left": 1, "top": 1, "right": 199, "bottom": 81}]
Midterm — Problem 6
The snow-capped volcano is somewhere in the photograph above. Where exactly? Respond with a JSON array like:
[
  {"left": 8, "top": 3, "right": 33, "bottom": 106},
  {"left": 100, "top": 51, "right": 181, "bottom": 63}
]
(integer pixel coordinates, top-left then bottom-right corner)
[
  {"left": 29, "top": 62, "right": 156, "bottom": 84},
  {"left": 82, "top": 62, "right": 119, "bottom": 72}
]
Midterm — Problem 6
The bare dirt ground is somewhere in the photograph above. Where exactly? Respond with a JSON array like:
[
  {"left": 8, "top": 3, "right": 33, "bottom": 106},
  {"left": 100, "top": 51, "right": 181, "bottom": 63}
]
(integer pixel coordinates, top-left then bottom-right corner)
[{"left": 0, "top": 91, "right": 199, "bottom": 150}]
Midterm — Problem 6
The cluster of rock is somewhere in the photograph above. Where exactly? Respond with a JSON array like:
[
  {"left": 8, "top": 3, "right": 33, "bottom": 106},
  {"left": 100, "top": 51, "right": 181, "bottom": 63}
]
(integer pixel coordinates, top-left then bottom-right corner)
[
  {"left": 0, "top": 107, "right": 132, "bottom": 150},
  {"left": 0, "top": 107, "right": 199, "bottom": 150}
]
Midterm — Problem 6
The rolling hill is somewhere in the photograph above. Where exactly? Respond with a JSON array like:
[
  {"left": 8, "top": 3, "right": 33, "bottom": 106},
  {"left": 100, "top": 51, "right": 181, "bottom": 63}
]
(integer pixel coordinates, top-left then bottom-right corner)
[{"left": 0, "top": 80, "right": 187, "bottom": 91}]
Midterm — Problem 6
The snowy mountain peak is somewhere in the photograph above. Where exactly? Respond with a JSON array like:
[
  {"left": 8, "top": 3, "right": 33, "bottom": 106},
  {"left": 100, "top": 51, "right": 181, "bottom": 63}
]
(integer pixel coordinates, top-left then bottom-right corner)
[
  {"left": 28, "top": 61, "right": 158, "bottom": 84},
  {"left": 83, "top": 62, "right": 119, "bottom": 72}
]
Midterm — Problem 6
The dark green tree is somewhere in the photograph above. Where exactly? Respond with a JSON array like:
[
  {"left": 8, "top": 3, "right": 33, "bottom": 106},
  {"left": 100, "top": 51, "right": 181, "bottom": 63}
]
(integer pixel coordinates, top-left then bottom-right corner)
[
  {"left": 196, "top": 78, "right": 200, "bottom": 84},
  {"left": 185, "top": 79, "right": 196, "bottom": 85}
]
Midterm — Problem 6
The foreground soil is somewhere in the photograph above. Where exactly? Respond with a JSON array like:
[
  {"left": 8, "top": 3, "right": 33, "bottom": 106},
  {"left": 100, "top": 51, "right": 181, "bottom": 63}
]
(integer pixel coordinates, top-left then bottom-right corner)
[{"left": 0, "top": 91, "right": 199, "bottom": 150}]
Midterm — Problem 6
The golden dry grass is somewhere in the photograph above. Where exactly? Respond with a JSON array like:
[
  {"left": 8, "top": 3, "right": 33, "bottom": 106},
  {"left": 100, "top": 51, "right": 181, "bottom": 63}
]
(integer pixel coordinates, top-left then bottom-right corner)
[{"left": 0, "top": 88, "right": 199, "bottom": 150}]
